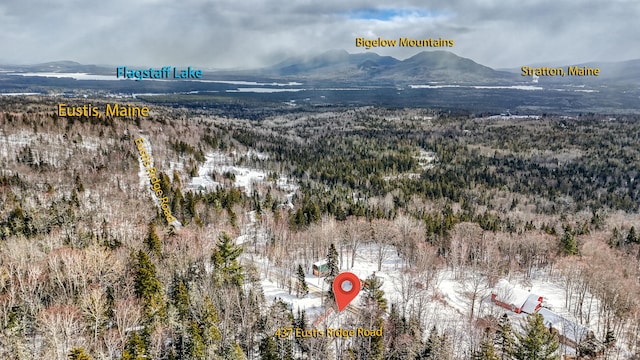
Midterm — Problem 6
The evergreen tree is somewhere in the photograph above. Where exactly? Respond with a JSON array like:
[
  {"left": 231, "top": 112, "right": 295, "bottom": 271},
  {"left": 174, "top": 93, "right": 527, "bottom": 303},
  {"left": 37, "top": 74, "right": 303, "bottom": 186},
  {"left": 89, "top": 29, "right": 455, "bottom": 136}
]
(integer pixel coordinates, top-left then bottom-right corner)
[
  {"left": 474, "top": 329, "right": 499, "bottom": 360},
  {"left": 144, "top": 222, "right": 162, "bottom": 258},
  {"left": 577, "top": 332, "right": 600, "bottom": 358},
  {"left": 306, "top": 201, "right": 321, "bottom": 224},
  {"left": 349, "top": 273, "right": 387, "bottom": 360},
  {"left": 259, "top": 336, "right": 278, "bottom": 360},
  {"left": 74, "top": 174, "right": 85, "bottom": 193},
  {"left": 559, "top": 226, "right": 578, "bottom": 255},
  {"left": 385, "top": 304, "right": 421, "bottom": 359},
  {"left": 173, "top": 170, "right": 182, "bottom": 187},
  {"left": 172, "top": 188, "right": 184, "bottom": 222},
  {"left": 263, "top": 190, "right": 273, "bottom": 213},
  {"left": 72, "top": 189, "right": 81, "bottom": 208},
  {"left": 185, "top": 191, "right": 197, "bottom": 223},
  {"left": 495, "top": 314, "right": 516, "bottom": 360},
  {"left": 295, "top": 264, "right": 309, "bottom": 298},
  {"left": 68, "top": 347, "right": 93, "bottom": 360},
  {"left": 201, "top": 296, "right": 222, "bottom": 357},
  {"left": 185, "top": 320, "right": 206, "bottom": 360},
  {"left": 421, "top": 326, "right": 455, "bottom": 359},
  {"left": 385, "top": 305, "right": 403, "bottom": 359},
  {"left": 211, "top": 232, "right": 243, "bottom": 287},
  {"left": 160, "top": 172, "right": 172, "bottom": 197},
  {"left": 172, "top": 278, "right": 190, "bottom": 321},
  {"left": 121, "top": 332, "right": 147, "bottom": 360},
  {"left": 609, "top": 227, "right": 622, "bottom": 248},
  {"left": 420, "top": 326, "right": 440, "bottom": 359},
  {"left": 224, "top": 343, "right": 246, "bottom": 360},
  {"left": 335, "top": 203, "right": 346, "bottom": 221},
  {"left": 362, "top": 273, "right": 387, "bottom": 313},
  {"left": 294, "top": 309, "right": 308, "bottom": 354},
  {"left": 324, "top": 243, "right": 339, "bottom": 307},
  {"left": 292, "top": 208, "right": 305, "bottom": 229},
  {"left": 626, "top": 226, "right": 638, "bottom": 244},
  {"left": 514, "top": 313, "right": 560, "bottom": 360},
  {"left": 132, "top": 250, "right": 165, "bottom": 321},
  {"left": 436, "top": 332, "right": 454, "bottom": 360},
  {"left": 295, "top": 308, "right": 307, "bottom": 330}
]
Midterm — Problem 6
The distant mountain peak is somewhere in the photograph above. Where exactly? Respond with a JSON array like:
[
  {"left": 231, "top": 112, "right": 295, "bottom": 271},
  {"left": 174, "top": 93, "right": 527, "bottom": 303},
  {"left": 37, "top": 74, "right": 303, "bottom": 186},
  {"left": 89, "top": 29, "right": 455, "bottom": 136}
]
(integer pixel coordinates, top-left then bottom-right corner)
[{"left": 261, "top": 49, "right": 512, "bottom": 83}]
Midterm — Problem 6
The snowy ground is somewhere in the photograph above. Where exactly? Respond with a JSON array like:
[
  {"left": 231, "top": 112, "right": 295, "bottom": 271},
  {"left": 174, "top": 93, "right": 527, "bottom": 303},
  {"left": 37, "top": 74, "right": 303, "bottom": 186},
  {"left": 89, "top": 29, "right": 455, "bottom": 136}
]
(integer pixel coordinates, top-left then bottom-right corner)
[
  {"left": 246, "top": 236, "right": 604, "bottom": 356},
  {"left": 188, "top": 150, "right": 298, "bottom": 198},
  {"left": 195, "top": 146, "right": 604, "bottom": 356}
]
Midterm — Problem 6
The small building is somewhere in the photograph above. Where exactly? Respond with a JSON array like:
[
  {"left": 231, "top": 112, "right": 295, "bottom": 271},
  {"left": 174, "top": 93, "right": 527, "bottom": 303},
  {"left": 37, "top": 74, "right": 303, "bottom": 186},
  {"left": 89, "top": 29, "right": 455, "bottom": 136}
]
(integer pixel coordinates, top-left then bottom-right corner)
[
  {"left": 312, "top": 260, "right": 329, "bottom": 277},
  {"left": 538, "top": 308, "right": 591, "bottom": 349},
  {"left": 490, "top": 279, "right": 543, "bottom": 314},
  {"left": 521, "top": 293, "right": 544, "bottom": 313}
]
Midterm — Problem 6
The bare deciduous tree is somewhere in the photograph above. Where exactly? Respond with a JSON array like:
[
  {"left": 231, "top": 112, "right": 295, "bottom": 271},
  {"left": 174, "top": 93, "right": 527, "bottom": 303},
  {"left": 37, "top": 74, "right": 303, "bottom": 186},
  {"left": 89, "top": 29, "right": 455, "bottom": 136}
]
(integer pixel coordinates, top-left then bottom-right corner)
[
  {"left": 113, "top": 298, "right": 142, "bottom": 346},
  {"left": 37, "top": 304, "right": 83, "bottom": 360}
]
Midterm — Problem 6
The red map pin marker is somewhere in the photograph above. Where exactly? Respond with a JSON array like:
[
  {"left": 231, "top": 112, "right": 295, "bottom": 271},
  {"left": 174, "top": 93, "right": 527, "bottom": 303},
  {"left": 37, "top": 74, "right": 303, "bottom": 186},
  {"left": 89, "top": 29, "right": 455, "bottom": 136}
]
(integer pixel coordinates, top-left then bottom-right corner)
[{"left": 333, "top": 272, "right": 360, "bottom": 312}]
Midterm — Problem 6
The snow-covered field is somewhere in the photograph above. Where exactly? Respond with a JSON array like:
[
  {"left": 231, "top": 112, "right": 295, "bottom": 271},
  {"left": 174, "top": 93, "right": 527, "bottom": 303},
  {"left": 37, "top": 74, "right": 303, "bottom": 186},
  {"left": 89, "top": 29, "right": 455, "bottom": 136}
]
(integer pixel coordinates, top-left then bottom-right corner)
[{"left": 188, "top": 150, "right": 298, "bottom": 200}]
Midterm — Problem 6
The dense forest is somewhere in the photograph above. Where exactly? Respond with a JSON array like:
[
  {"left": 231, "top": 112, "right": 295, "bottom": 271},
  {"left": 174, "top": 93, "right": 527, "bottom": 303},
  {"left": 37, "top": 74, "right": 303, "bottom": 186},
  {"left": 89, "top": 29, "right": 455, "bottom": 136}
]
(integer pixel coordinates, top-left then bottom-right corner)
[{"left": 1, "top": 97, "right": 640, "bottom": 359}]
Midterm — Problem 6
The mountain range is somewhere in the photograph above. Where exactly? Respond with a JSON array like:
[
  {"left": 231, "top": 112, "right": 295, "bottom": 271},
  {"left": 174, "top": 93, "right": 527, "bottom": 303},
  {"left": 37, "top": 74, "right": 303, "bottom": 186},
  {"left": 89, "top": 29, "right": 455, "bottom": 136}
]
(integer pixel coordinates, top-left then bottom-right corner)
[
  {"left": 219, "top": 49, "right": 516, "bottom": 84},
  {"left": 2, "top": 50, "right": 639, "bottom": 86}
]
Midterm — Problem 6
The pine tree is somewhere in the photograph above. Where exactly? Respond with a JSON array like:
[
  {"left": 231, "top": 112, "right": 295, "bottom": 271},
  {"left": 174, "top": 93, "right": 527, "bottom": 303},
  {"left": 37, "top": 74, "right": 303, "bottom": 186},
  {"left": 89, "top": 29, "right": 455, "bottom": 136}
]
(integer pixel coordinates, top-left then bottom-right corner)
[
  {"left": 144, "top": 222, "right": 162, "bottom": 258},
  {"left": 173, "top": 170, "right": 182, "bottom": 187},
  {"left": 224, "top": 343, "right": 246, "bottom": 360},
  {"left": 604, "top": 328, "right": 616, "bottom": 348},
  {"left": 559, "top": 226, "right": 578, "bottom": 255},
  {"left": 474, "top": 329, "right": 499, "bottom": 360},
  {"left": 626, "top": 226, "right": 638, "bottom": 244},
  {"left": 385, "top": 304, "right": 421, "bottom": 359},
  {"left": 211, "top": 232, "right": 243, "bottom": 287},
  {"left": 609, "top": 227, "right": 622, "bottom": 248},
  {"left": 132, "top": 250, "right": 165, "bottom": 321},
  {"left": 160, "top": 172, "right": 172, "bottom": 197},
  {"left": 201, "top": 296, "right": 222, "bottom": 357},
  {"left": 577, "top": 332, "right": 600, "bottom": 358},
  {"left": 74, "top": 174, "right": 85, "bottom": 193},
  {"left": 420, "top": 326, "right": 440, "bottom": 358},
  {"left": 172, "top": 278, "right": 190, "bottom": 321},
  {"left": 421, "top": 326, "right": 453, "bottom": 360},
  {"left": 351, "top": 273, "right": 386, "bottom": 360},
  {"left": 185, "top": 320, "right": 206, "bottom": 359},
  {"left": 259, "top": 336, "right": 278, "bottom": 360},
  {"left": 121, "top": 332, "right": 147, "bottom": 360},
  {"left": 172, "top": 188, "right": 184, "bottom": 222},
  {"left": 514, "top": 313, "right": 560, "bottom": 360},
  {"left": 307, "top": 201, "right": 320, "bottom": 224},
  {"left": 296, "top": 264, "right": 309, "bottom": 297},
  {"left": 385, "top": 305, "right": 403, "bottom": 359},
  {"left": 362, "top": 273, "right": 387, "bottom": 313},
  {"left": 185, "top": 191, "right": 197, "bottom": 222},
  {"left": 324, "top": 243, "right": 339, "bottom": 306},
  {"left": 294, "top": 309, "right": 308, "bottom": 354},
  {"left": 495, "top": 314, "right": 516, "bottom": 360},
  {"left": 68, "top": 347, "right": 93, "bottom": 360},
  {"left": 72, "top": 189, "right": 81, "bottom": 208}
]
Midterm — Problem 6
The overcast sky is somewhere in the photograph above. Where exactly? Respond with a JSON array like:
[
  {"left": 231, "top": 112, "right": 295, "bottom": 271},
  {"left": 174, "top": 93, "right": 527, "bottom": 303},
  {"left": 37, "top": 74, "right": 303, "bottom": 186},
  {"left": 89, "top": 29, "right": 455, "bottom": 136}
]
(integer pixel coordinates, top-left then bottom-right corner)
[{"left": 1, "top": 0, "right": 638, "bottom": 69}]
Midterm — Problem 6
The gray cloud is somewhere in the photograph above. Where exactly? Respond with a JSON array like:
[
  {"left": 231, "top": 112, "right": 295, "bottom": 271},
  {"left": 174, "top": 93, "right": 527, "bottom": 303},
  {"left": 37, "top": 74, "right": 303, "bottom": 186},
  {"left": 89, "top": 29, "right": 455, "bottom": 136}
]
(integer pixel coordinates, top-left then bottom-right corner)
[{"left": 1, "top": 0, "right": 638, "bottom": 69}]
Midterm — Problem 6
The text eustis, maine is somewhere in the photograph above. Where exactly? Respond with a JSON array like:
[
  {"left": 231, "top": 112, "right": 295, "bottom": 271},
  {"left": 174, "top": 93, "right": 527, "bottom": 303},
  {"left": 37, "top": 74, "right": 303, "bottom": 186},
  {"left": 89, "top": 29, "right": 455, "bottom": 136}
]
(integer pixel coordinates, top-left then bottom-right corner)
[{"left": 58, "top": 103, "right": 149, "bottom": 118}]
